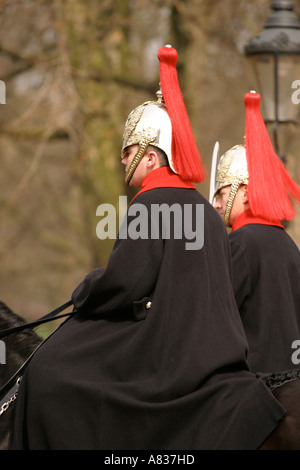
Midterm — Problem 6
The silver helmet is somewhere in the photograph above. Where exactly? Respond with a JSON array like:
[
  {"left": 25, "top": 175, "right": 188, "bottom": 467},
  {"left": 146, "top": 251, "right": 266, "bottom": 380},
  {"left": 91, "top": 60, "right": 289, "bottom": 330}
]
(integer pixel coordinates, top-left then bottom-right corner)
[
  {"left": 121, "top": 96, "right": 176, "bottom": 185},
  {"left": 213, "top": 144, "right": 248, "bottom": 226}
]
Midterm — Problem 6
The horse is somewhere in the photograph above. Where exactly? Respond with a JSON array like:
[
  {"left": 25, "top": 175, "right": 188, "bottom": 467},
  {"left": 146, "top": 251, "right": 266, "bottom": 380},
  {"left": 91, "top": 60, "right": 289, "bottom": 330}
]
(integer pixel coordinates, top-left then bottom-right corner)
[
  {"left": 0, "top": 301, "right": 42, "bottom": 450},
  {"left": 0, "top": 299, "right": 300, "bottom": 449},
  {"left": 260, "top": 370, "right": 300, "bottom": 449}
]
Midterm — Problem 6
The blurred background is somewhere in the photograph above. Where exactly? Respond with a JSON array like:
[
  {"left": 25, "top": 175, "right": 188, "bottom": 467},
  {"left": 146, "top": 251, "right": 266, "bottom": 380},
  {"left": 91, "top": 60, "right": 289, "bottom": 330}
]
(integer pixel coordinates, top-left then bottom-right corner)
[{"left": 0, "top": 0, "right": 299, "bottom": 327}]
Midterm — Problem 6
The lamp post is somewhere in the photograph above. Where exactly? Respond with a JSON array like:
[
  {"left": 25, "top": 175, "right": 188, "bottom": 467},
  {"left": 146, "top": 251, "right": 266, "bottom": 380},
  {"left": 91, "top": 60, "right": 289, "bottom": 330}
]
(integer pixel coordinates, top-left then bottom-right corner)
[{"left": 245, "top": 0, "right": 300, "bottom": 158}]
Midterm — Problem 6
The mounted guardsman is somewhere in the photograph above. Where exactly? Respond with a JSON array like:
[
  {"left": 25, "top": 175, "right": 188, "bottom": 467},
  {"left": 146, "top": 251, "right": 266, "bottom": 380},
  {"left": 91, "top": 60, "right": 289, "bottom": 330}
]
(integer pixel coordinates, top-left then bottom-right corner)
[
  {"left": 211, "top": 90, "right": 300, "bottom": 374},
  {"left": 10, "top": 48, "right": 290, "bottom": 450}
]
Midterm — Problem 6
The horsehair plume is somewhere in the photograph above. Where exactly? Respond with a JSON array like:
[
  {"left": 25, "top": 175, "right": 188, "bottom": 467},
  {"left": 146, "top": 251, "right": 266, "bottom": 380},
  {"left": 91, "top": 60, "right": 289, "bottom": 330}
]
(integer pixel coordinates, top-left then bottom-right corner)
[
  {"left": 244, "top": 91, "right": 300, "bottom": 221},
  {"left": 157, "top": 45, "right": 207, "bottom": 183}
]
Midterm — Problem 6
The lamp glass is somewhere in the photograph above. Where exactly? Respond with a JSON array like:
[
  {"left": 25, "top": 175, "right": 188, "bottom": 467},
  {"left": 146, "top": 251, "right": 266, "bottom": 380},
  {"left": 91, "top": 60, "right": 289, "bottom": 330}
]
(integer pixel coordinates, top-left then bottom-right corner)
[
  {"left": 278, "top": 54, "right": 300, "bottom": 122},
  {"left": 249, "top": 54, "right": 275, "bottom": 121}
]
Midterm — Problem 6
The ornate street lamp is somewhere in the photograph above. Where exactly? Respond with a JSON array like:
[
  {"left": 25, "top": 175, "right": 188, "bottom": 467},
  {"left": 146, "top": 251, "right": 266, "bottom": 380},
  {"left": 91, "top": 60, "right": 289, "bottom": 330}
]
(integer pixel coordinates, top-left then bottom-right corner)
[{"left": 245, "top": 0, "right": 300, "bottom": 156}]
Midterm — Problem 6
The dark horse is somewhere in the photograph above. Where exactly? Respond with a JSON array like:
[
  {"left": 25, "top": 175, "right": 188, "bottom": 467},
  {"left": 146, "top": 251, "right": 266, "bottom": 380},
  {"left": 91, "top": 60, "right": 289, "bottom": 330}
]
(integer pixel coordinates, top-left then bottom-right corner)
[
  {"left": 260, "top": 371, "right": 300, "bottom": 449},
  {"left": 0, "top": 301, "right": 42, "bottom": 450},
  {"left": 1, "top": 300, "right": 300, "bottom": 449}
]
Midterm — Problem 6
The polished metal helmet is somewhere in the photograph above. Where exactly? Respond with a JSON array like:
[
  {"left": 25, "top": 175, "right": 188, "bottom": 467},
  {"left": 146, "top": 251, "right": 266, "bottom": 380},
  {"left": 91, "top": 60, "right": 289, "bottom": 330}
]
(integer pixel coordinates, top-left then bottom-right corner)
[
  {"left": 121, "top": 95, "right": 176, "bottom": 185},
  {"left": 213, "top": 144, "right": 248, "bottom": 226}
]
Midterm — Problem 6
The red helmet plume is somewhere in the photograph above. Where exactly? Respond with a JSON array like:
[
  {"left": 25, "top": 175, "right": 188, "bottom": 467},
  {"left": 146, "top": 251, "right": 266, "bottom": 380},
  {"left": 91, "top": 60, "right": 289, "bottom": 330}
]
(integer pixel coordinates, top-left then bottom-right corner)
[
  {"left": 158, "top": 45, "right": 207, "bottom": 183},
  {"left": 244, "top": 91, "right": 300, "bottom": 221}
]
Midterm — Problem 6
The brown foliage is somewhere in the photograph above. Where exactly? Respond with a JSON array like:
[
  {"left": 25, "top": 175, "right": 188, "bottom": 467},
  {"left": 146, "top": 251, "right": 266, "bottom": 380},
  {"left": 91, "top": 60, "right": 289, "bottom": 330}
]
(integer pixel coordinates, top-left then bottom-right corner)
[{"left": 0, "top": 0, "right": 299, "bottom": 323}]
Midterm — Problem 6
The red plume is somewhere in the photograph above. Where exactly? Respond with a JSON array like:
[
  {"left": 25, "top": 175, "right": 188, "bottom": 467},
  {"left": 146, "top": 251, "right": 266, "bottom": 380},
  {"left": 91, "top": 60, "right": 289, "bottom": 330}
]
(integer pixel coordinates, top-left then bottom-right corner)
[
  {"left": 157, "top": 46, "right": 207, "bottom": 183},
  {"left": 244, "top": 91, "right": 300, "bottom": 221}
]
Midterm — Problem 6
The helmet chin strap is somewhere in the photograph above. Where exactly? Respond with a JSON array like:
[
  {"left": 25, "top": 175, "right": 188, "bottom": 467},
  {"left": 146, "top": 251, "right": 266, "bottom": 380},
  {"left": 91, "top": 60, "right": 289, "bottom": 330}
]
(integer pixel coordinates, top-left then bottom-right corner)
[
  {"left": 125, "top": 141, "right": 149, "bottom": 185},
  {"left": 224, "top": 180, "right": 240, "bottom": 226}
]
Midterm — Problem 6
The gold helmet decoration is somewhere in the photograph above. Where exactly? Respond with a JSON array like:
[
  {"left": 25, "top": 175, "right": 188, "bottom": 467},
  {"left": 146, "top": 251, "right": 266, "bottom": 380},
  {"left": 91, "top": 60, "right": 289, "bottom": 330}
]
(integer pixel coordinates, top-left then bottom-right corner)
[
  {"left": 121, "top": 93, "right": 175, "bottom": 185},
  {"left": 213, "top": 144, "right": 248, "bottom": 226}
]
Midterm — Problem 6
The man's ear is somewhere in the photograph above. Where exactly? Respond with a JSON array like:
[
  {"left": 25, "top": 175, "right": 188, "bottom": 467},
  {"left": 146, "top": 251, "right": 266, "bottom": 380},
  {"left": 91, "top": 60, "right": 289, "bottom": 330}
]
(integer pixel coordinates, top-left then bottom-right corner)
[
  {"left": 146, "top": 150, "right": 158, "bottom": 169},
  {"left": 242, "top": 185, "right": 249, "bottom": 204}
]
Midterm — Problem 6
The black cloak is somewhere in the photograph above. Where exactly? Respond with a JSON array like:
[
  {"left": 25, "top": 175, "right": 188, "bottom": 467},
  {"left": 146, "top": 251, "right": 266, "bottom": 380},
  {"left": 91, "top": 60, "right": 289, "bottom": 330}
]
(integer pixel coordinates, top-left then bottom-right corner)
[
  {"left": 230, "top": 221, "right": 300, "bottom": 373},
  {"left": 9, "top": 185, "right": 285, "bottom": 450}
]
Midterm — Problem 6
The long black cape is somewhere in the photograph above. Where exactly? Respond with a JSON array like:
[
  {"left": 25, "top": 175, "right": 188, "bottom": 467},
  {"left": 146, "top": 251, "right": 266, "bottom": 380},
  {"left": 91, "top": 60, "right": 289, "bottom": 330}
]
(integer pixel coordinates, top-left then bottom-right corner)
[
  {"left": 230, "top": 223, "right": 300, "bottom": 372},
  {"left": 10, "top": 188, "right": 285, "bottom": 449}
]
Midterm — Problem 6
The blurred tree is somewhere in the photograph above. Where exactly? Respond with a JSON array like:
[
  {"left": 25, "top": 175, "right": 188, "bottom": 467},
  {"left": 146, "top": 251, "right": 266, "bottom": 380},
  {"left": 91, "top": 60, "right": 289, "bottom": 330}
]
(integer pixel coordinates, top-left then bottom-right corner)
[{"left": 0, "top": 0, "right": 299, "bottom": 322}]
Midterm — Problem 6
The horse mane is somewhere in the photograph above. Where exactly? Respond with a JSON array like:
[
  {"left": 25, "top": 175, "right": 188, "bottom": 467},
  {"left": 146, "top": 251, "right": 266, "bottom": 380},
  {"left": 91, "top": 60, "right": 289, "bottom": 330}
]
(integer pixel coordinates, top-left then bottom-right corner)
[
  {"left": 0, "top": 301, "right": 42, "bottom": 360},
  {"left": 0, "top": 301, "right": 42, "bottom": 450}
]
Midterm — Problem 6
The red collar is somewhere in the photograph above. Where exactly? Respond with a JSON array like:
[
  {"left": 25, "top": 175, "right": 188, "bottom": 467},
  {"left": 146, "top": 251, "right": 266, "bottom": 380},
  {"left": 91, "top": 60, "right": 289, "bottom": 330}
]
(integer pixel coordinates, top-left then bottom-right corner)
[
  {"left": 231, "top": 208, "right": 285, "bottom": 232},
  {"left": 131, "top": 167, "right": 195, "bottom": 202}
]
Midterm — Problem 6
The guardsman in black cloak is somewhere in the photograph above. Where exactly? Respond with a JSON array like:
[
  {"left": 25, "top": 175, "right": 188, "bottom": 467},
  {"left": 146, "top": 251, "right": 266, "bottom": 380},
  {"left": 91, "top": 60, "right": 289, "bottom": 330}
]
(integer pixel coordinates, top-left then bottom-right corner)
[
  {"left": 212, "top": 91, "right": 300, "bottom": 374},
  {"left": 10, "top": 48, "right": 287, "bottom": 450}
]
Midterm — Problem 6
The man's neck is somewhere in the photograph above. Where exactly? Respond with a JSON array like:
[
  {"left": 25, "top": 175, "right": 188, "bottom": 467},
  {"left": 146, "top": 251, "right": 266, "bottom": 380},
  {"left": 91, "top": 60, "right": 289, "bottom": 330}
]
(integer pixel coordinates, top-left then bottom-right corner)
[{"left": 131, "top": 166, "right": 195, "bottom": 202}]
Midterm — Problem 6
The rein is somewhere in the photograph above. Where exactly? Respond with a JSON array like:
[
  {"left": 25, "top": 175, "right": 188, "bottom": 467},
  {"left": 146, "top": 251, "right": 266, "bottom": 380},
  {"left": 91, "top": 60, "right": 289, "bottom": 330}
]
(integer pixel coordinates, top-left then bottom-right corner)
[
  {"left": 0, "top": 300, "right": 73, "bottom": 339},
  {"left": 0, "top": 300, "right": 75, "bottom": 415}
]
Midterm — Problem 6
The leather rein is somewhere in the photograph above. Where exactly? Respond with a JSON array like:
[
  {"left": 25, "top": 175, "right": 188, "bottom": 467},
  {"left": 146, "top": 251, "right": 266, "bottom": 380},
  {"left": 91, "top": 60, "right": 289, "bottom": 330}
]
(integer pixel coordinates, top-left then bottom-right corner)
[
  {"left": 0, "top": 300, "right": 73, "bottom": 340},
  {"left": 0, "top": 300, "right": 75, "bottom": 415}
]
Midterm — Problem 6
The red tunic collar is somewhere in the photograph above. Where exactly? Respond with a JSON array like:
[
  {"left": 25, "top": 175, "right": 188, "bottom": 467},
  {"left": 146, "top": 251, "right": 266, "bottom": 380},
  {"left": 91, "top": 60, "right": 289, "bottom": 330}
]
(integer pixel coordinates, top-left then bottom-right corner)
[
  {"left": 131, "top": 167, "right": 195, "bottom": 201},
  {"left": 231, "top": 208, "right": 285, "bottom": 232}
]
